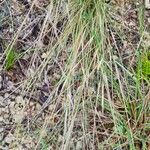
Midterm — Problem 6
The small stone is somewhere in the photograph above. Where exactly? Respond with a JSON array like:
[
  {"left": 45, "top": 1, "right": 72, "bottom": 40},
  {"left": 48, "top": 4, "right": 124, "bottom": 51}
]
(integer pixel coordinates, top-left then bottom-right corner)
[
  {"left": 1, "top": 107, "right": 5, "bottom": 112},
  {"left": 41, "top": 53, "right": 48, "bottom": 59},
  {"left": 53, "top": 73, "right": 61, "bottom": 79},
  {"left": 0, "top": 96, "right": 5, "bottom": 106},
  {"left": 16, "top": 95, "right": 23, "bottom": 102},
  {"left": 29, "top": 101, "right": 35, "bottom": 106},
  {"left": 0, "top": 96, "right": 4, "bottom": 101},
  {"left": 27, "top": 68, "right": 35, "bottom": 77},
  {"left": 0, "top": 108, "right": 2, "bottom": 114},
  {"left": 13, "top": 112, "right": 24, "bottom": 123},
  {"left": 16, "top": 95, "right": 25, "bottom": 106},
  {"left": 36, "top": 40, "right": 44, "bottom": 49},
  {"left": 113, "top": 55, "right": 119, "bottom": 60},
  {"left": 9, "top": 101, "right": 15, "bottom": 108},
  {"left": 128, "top": 21, "right": 135, "bottom": 27},
  {"left": 9, "top": 28, "right": 14, "bottom": 33},
  {"left": 7, "top": 81, "right": 15, "bottom": 90},
  {"left": 76, "top": 141, "right": 82, "bottom": 150},
  {"left": 0, "top": 116, "right": 3, "bottom": 122},
  {"left": 5, "top": 133, "right": 15, "bottom": 144},
  {"left": 6, "top": 98, "right": 11, "bottom": 105},
  {"left": 11, "top": 94, "right": 16, "bottom": 100},
  {"left": 4, "top": 93, "right": 9, "bottom": 99},
  {"left": 0, "top": 127, "right": 4, "bottom": 133},
  {"left": 36, "top": 103, "right": 41, "bottom": 110},
  {"left": 145, "top": 0, "right": 150, "bottom": 9},
  {"left": 5, "top": 76, "right": 9, "bottom": 81},
  {"left": 23, "top": 54, "right": 30, "bottom": 60},
  {"left": 3, "top": 113, "right": 9, "bottom": 119},
  {"left": 2, "top": 106, "right": 9, "bottom": 113},
  {"left": 58, "top": 135, "right": 63, "bottom": 143},
  {"left": 48, "top": 104, "right": 55, "bottom": 111},
  {"left": 0, "top": 75, "right": 2, "bottom": 82},
  {"left": 148, "top": 18, "right": 150, "bottom": 23}
]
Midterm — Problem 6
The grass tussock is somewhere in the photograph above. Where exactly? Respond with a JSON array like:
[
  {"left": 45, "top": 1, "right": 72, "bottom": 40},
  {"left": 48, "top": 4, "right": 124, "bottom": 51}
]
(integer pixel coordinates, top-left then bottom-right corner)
[{"left": 0, "top": 0, "right": 150, "bottom": 149}]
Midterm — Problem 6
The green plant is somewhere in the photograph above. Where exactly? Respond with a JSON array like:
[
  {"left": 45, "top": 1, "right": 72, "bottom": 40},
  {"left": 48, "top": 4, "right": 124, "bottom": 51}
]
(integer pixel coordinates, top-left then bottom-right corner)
[
  {"left": 141, "top": 51, "right": 150, "bottom": 76},
  {"left": 137, "top": 51, "right": 150, "bottom": 80},
  {"left": 5, "top": 48, "right": 19, "bottom": 70}
]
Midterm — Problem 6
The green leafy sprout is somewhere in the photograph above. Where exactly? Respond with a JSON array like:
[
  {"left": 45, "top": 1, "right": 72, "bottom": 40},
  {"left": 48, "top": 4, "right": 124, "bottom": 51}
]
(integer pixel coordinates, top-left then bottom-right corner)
[
  {"left": 137, "top": 51, "right": 150, "bottom": 80},
  {"left": 5, "top": 48, "right": 19, "bottom": 70}
]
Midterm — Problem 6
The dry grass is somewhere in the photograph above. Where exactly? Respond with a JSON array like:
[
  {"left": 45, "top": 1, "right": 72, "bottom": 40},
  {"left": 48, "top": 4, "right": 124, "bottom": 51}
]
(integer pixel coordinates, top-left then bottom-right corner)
[{"left": 0, "top": 0, "right": 150, "bottom": 149}]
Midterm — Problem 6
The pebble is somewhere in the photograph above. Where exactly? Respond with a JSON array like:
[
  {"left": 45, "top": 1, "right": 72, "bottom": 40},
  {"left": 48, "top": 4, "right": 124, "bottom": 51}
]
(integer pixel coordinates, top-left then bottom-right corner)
[
  {"left": 13, "top": 112, "right": 24, "bottom": 123},
  {"left": 5, "top": 133, "right": 15, "bottom": 144},
  {"left": 23, "top": 53, "right": 30, "bottom": 60},
  {"left": 48, "top": 104, "right": 55, "bottom": 111},
  {"left": 0, "top": 127, "right": 4, "bottom": 133},
  {"left": 145, "top": 0, "right": 150, "bottom": 9},
  {"left": 7, "top": 81, "right": 15, "bottom": 90},
  {"left": 0, "top": 75, "right": 2, "bottom": 82},
  {"left": 0, "top": 96, "right": 3, "bottom": 100},
  {"left": 41, "top": 52, "right": 48, "bottom": 59},
  {"left": 11, "top": 94, "right": 16, "bottom": 100},
  {"left": 15, "top": 95, "right": 25, "bottom": 106},
  {"left": 1, "top": 106, "right": 9, "bottom": 113},
  {"left": 29, "top": 101, "right": 35, "bottom": 107},
  {"left": 27, "top": 68, "right": 35, "bottom": 77},
  {"left": 148, "top": 18, "right": 150, "bottom": 24},
  {"left": 0, "top": 96, "right": 4, "bottom": 106},
  {"left": 4, "top": 93, "right": 9, "bottom": 99},
  {"left": 3, "top": 113, "right": 9, "bottom": 120},
  {"left": 36, "top": 103, "right": 41, "bottom": 110},
  {"left": 76, "top": 141, "right": 82, "bottom": 150},
  {"left": 113, "top": 55, "right": 119, "bottom": 60},
  {"left": 58, "top": 135, "right": 63, "bottom": 143},
  {"left": 0, "top": 116, "right": 3, "bottom": 122},
  {"left": 9, "top": 101, "right": 15, "bottom": 109}
]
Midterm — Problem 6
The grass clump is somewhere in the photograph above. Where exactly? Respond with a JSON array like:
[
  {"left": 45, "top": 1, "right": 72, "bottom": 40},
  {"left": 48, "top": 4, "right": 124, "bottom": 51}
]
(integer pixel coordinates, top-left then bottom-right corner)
[
  {"left": 141, "top": 51, "right": 150, "bottom": 77},
  {"left": 0, "top": 0, "right": 150, "bottom": 149},
  {"left": 137, "top": 51, "right": 150, "bottom": 82},
  {"left": 5, "top": 48, "right": 19, "bottom": 70}
]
